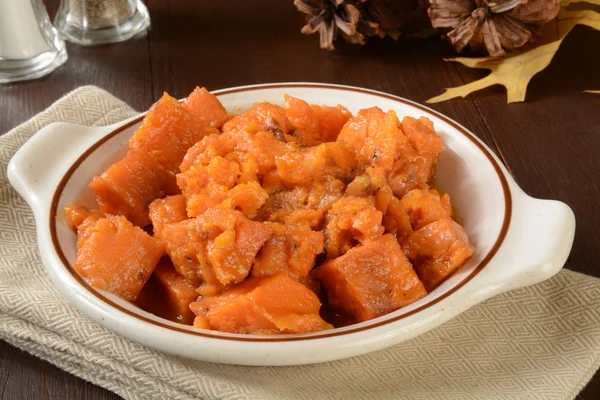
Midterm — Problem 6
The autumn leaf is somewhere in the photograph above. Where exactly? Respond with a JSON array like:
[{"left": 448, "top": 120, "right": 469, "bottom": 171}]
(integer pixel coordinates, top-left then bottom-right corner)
[{"left": 427, "top": 0, "right": 600, "bottom": 104}]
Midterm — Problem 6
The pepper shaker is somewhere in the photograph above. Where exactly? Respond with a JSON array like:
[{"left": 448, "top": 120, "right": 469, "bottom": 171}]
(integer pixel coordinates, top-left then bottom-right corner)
[
  {"left": 0, "top": 0, "right": 67, "bottom": 83},
  {"left": 54, "top": 0, "right": 150, "bottom": 46}
]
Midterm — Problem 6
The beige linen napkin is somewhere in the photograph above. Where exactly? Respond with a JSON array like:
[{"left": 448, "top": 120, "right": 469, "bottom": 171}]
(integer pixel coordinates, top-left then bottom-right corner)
[{"left": 1, "top": 86, "right": 599, "bottom": 400}]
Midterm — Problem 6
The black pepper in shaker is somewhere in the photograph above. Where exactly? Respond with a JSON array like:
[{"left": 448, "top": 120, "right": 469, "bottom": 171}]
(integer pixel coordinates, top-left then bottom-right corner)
[{"left": 54, "top": 0, "right": 150, "bottom": 45}]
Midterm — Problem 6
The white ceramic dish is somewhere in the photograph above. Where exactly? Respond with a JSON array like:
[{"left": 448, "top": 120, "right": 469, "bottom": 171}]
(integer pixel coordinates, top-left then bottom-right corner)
[{"left": 8, "top": 83, "right": 575, "bottom": 366}]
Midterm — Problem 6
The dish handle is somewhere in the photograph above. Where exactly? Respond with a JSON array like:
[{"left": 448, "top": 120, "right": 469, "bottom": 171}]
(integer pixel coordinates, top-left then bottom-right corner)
[
  {"left": 474, "top": 190, "right": 576, "bottom": 296},
  {"left": 7, "top": 122, "right": 115, "bottom": 210}
]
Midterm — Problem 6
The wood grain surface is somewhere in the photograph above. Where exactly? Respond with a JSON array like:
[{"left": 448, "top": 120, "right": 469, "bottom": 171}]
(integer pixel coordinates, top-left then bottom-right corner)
[{"left": 1, "top": 0, "right": 599, "bottom": 398}]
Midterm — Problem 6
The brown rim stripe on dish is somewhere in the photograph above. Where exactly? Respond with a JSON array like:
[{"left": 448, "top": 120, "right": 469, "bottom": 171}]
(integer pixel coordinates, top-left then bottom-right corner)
[{"left": 50, "top": 83, "right": 512, "bottom": 342}]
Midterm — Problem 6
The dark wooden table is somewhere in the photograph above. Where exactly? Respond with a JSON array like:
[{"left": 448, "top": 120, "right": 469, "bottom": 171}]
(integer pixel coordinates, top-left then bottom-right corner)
[{"left": 1, "top": 1, "right": 599, "bottom": 399}]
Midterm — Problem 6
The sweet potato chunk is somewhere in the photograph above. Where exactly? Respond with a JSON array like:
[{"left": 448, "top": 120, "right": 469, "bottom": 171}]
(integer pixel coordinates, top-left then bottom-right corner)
[
  {"left": 190, "top": 274, "right": 332, "bottom": 334},
  {"left": 182, "top": 183, "right": 229, "bottom": 218},
  {"left": 381, "top": 193, "right": 413, "bottom": 241},
  {"left": 314, "top": 234, "right": 427, "bottom": 322},
  {"left": 179, "top": 156, "right": 263, "bottom": 217},
  {"left": 129, "top": 93, "right": 219, "bottom": 173},
  {"left": 203, "top": 208, "right": 272, "bottom": 286},
  {"left": 148, "top": 195, "right": 188, "bottom": 236},
  {"left": 275, "top": 142, "right": 357, "bottom": 186},
  {"left": 153, "top": 259, "right": 198, "bottom": 324},
  {"left": 182, "top": 87, "right": 228, "bottom": 129},
  {"left": 228, "top": 130, "right": 291, "bottom": 176},
  {"left": 284, "top": 95, "right": 352, "bottom": 146},
  {"left": 90, "top": 150, "right": 178, "bottom": 227},
  {"left": 346, "top": 172, "right": 413, "bottom": 240},
  {"left": 179, "top": 134, "right": 236, "bottom": 173},
  {"left": 219, "top": 181, "right": 269, "bottom": 217},
  {"left": 75, "top": 215, "right": 165, "bottom": 301},
  {"left": 159, "top": 208, "right": 271, "bottom": 291},
  {"left": 177, "top": 155, "right": 239, "bottom": 199},
  {"left": 179, "top": 153, "right": 268, "bottom": 217},
  {"left": 262, "top": 175, "right": 346, "bottom": 214},
  {"left": 399, "top": 189, "right": 452, "bottom": 231},
  {"left": 386, "top": 156, "right": 432, "bottom": 198},
  {"left": 224, "top": 151, "right": 260, "bottom": 184},
  {"left": 252, "top": 223, "right": 324, "bottom": 279},
  {"left": 387, "top": 117, "right": 444, "bottom": 198},
  {"left": 401, "top": 116, "right": 444, "bottom": 162},
  {"left": 64, "top": 203, "right": 104, "bottom": 230},
  {"left": 324, "top": 196, "right": 384, "bottom": 259},
  {"left": 222, "top": 102, "right": 293, "bottom": 139},
  {"left": 157, "top": 218, "right": 205, "bottom": 284},
  {"left": 329, "top": 196, "right": 384, "bottom": 242},
  {"left": 404, "top": 217, "right": 474, "bottom": 291},
  {"left": 268, "top": 208, "right": 328, "bottom": 231},
  {"left": 337, "top": 107, "right": 400, "bottom": 171}
]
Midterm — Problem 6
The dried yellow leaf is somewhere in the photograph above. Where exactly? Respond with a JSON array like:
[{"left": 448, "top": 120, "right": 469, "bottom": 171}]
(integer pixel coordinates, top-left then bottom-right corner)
[{"left": 427, "top": 0, "right": 600, "bottom": 104}]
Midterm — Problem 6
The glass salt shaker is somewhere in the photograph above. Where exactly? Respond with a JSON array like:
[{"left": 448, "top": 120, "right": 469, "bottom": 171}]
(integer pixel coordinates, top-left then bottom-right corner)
[
  {"left": 0, "top": 0, "right": 68, "bottom": 84},
  {"left": 54, "top": 0, "right": 150, "bottom": 46}
]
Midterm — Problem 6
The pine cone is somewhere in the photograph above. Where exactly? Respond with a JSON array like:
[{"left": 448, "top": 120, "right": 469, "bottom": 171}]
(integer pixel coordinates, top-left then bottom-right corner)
[
  {"left": 427, "top": 0, "right": 560, "bottom": 57},
  {"left": 294, "top": 0, "right": 376, "bottom": 50},
  {"left": 360, "top": 0, "right": 422, "bottom": 39}
]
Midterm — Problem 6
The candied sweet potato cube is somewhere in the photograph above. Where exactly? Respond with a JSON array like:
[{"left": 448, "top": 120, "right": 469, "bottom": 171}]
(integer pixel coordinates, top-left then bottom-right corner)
[
  {"left": 387, "top": 156, "right": 433, "bottom": 198},
  {"left": 399, "top": 189, "right": 452, "bottom": 231},
  {"left": 404, "top": 217, "right": 474, "bottom": 291},
  {"left": 329, "top": 196, "right": 384, "bottom": 242},
  {"left": 153, "top": 259, "right": 198, "bottom": 324},
  {"left": 275, "top": 146, "right": 327, "bottom": 186},
  {"left": 90, "top": 150, "right": 178, "bottom": 227},
  {"left": 224, "top": 151, "right": 260, "bottom": 184},
  {"left": 179, "top": 134, "right": 236, "bottom": 173},
  {"left": 161, "top": 209, "right": 272, "bottom": 289},
  {"left": 190, "top": 274, "right": 332, "bottom": 334},
  {"left": 324, "top": 196, "right": 384, "bottom": 259},
  {"left": 337, "top": 107, "right": 400, "bottom": 171},
  {"left": 229, "top": 130, "right": 291, "bottom": 176},
  {"left": 182, "top": 87, "right": 228, "bottom": 129},
  {"left": 179, "top": 157, "right": 268, "bottom": 218},
  {"left": 183, "top": 182, "right": 230, "bottom": 218},
  {"left": 401, "top": 116, "right": 444, "bottom": 160},
  {"left": 322, "top": 142, "right": 359, "bottom": 174},
  {"left": 381, "top": 193, "right": 413, "bottom": 241},
  {"left": 275, "top": 142, "right": 357, "bottom": 186},
  {"left": 353, "top": 175, "right": 414, "bottom": 240},
  {"left": 314, "top": 234, "right": 427, "bottom": 322},
  {"left": 64, "top": 203, "right": 104, "bottom": 231},
  {"left": 252, "top": 223, "right": 324, "bottom": 278},
  {"left": 203, "top": 208, "right": 272, "bottom": 285},
  {"left": 248, "top": 274, "right": 323, "bottom": 318},
  {"left": 75, "top": 215, "right": 165, "bottom": 301},
  {"left": 178, "top": 156, "right": 245, "bottom": 217},
  {"left": 386, "top": 117, "right": 445, "bottom": 198},
  {"left": 222, "top": 102, "right": 293, "bottom": 138},
  {"left": 219, "top": 181, "right": 269, "bottom": 217},
  {"left": 148, "top": 195, "right": 188, "bottom": 236},
  {"left": 129, "top": 93, "right": 219, "bottom": 173},
  {"left": 158, "top": 218, "right": 205, "bottom": 284},
  {"left": 284, "top": 95, "right": 352, "bottom": 146},
  {"left": 296, "top": 273, "right": 323, "bottom": 296},
  {"left": 268, "top": 208, "right": 328, "bottom": 231},
  {"left": 309, "top": 176, "right": 347, "bottom": 209},
  {"left": 323, "top": 217, "right": 355, "bottom": 261},
  {"left": 177, "top": 156, "right": 239, "bottom": 195}
]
